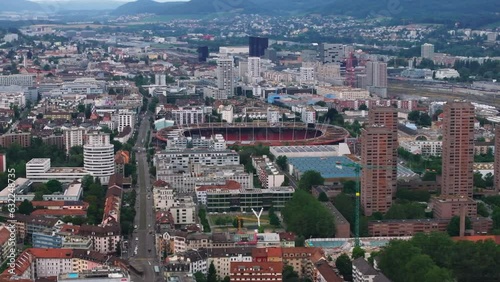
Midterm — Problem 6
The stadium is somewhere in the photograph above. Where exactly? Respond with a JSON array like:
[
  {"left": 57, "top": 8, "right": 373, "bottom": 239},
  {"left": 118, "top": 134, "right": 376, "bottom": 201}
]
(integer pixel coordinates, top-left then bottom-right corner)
[{"left": 156, "top": 122, "right": 350, "bottom": 146}]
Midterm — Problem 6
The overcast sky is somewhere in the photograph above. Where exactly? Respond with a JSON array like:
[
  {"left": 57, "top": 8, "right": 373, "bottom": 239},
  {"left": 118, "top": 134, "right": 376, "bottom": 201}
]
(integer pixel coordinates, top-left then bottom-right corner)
[{"left": 31, "top": 0, "right": 186, "bottom": 2}]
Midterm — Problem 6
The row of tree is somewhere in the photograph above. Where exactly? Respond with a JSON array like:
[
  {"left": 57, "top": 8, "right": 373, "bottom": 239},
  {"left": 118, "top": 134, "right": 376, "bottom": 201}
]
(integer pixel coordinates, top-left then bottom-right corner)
[{"left": 378, "top": 232, "right": 500, "bottom": 282}]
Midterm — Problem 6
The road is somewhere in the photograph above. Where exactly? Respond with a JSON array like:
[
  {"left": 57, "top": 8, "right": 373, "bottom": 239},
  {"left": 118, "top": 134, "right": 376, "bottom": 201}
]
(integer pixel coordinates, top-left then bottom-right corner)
[{"left": 129, "top": 111, "right": 162, "bottom": 282}]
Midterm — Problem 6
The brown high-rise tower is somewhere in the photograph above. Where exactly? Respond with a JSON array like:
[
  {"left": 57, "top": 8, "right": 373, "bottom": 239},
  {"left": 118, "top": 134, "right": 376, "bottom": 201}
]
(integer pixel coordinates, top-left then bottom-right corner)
[
  {"left": 495, "top": 125, "right": 500, "bottom": 192},
  {"left": 361, "top": 107, "right": 398, "bottom": 216},
  {"left": 441, "top": 102, "right": 475, "bottom": 197}
]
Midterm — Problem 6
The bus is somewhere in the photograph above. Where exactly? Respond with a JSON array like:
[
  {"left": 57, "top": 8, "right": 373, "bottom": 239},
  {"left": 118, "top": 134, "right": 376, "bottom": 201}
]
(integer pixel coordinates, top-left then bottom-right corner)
[{"left": 154, "top": 266, "right": 160, "bottom": 274}]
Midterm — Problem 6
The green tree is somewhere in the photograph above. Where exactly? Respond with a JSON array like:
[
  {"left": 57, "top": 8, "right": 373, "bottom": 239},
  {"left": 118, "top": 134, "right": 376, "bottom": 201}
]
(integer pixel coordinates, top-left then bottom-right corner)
[
  {"left": 298, "top": 170, "right": 324, "bottom": 192},
  {"left": 282, "top": 189, "right": 335, "bottom": 238},
  {"left": 18, "top": 200, "right": 34, "bottom": 215},
  {"left": 477, "top": 202, "right": 489, "bottom": 217},
  {"left": 194, "top": 272, "right": 206, "bottom": 282},
  {"left": 276, "top": 155, "right": 288, "bottom": 170},
  {"left": 222, "top": 276, "right": 230, "bottom": 282},
  {"left": 446, "top": 216, "right": 472, "bottom": 236},
  {"left": 342, "top": 180, "right": 357, "bottom": 194},
  {"left": 318, "top": 192, "right": 329, "bottom": 202},
  {"left": 207, "top": 262, "right": 217, "bottom": 282},
  {"left": 358, "top": 104, "right": 368, "bottom": 111},
  {"left": 46, "top": 179, "right": 63, "bottom": 193},
  {"left": 335, "top": 254, "right": 352, "bottom": 278},
  {"left": 295, "top": 235, "right": 305, "bottom": 247},
  {"left": 282, "top": 265, "right": 299, "bottom": 282},
  {"left": 43, "top": 64, "right": 51, "bottom": 71},
  {"left": 473, "top": 172, "right": 486, "bottom": 188},
  {"left": 352, "top": 246, "right": 365, "bottom": 259}
]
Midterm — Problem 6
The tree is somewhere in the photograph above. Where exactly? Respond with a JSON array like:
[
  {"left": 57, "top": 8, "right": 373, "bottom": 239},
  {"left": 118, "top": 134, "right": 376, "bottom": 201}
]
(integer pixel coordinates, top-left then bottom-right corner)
[
  {"left": 352, "top": 246, "right": 365, "bottom": 259},
  {"left": 473, "top": 172, "right": 486, "bottom": 188},
  {"left": 335, "top": 254, "right": 352, "bottom": 278},
  {"left": 342, "top": 180, "right": 357, "bottom": 194},
  {"left": 358, "top": 104, "right": 368, "bottom": 111},
  {"left": 282, "top": 265, "right": 299, "bottom": 282},
  {"left": 269, "top": 207, "right": 281, "bottom": 227},
  {"left": 222, "top": 276, "right": 230, "bottom": 282},
  {"left": 194, "top": 271, "right": 206, "bottom": 282},
  {"left": 318, "top": 192, "right": 329, "bottom": 202},
  {"left": 207, "top": 262, "right": 217, "bottom": 282},
  {"left": 282, "top": 189, "right": 335, "bottom": 238},
  {"left": 43, "top": 64, "right": 51, "bottom": 71},
  {"left": 446, "top": 216, "right": 472, "bottom": 236},
  {"left": 18, "top": 200, "right": 34, "bottom": 215},
  {"left": 298, "top": 170, "right": 324, "bottom": 192},
  {"left": 46, "top": 179, "right": 63, "bottom": 193},
  {"left": 295, "top": 235, "right": 305, "bottom": 247},
  {"left": 315, "top": 101, "right": 327, "bottom": 107},
  {"left": 477, "top": 202, "right": 489, "bottom": 217},
  {"left": 276, "top": 155, "right": 288, "bottom": 170},
  {"left": 408, "top": 110, "right": 420, "bottom": 122}
]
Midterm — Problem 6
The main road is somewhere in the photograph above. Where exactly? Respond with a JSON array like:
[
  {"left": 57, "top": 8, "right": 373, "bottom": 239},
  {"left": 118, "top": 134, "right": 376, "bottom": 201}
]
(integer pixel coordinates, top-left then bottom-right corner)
[{"left": 129, "top": 110, "right": 162, "bottom": 282}]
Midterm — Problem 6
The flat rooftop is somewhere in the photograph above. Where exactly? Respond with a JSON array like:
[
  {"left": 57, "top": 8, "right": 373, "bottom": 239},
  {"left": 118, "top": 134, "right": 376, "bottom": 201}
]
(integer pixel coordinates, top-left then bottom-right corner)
[
  {"left": 271, "top": 145, "right": 338, "bottom": 154},
  {"left": 27, "top": 158, "right": 50, "bottom": 164},
  {"left": 288, "top": 156, "right": 358, "bottom": 179},
  {"left": 48, "top": 167, "right": 87, "bottom": 174}
]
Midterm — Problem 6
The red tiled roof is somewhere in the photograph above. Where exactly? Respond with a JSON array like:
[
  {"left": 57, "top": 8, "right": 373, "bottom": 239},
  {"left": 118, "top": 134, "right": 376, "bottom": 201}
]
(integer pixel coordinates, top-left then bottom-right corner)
[
  {"left": 153, "top": 179, "right": 169, "bottom": 187},
  {"left": 197, "top": 180, "right": 241, "bottom": 191},
  {"left": 115, "top": 150, "right": 130, "bottom": 164},
  {"left": 278, "top": 232, "right": 296, "bottom": 241},
  {"left": 452, "top": 235, "right": 500, "bottom": 244},
  {"left": 60, "top": 224, "right": 80, "bottom": 234},
  {"left": 28, "top": 248, "right": 73, "bottom": 258}
]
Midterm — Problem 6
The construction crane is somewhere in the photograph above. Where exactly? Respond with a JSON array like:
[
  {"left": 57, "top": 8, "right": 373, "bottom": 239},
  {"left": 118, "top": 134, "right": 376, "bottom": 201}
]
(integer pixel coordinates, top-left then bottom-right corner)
[{"left": 336, "top": 161, "right": 396, "bottom": 247}]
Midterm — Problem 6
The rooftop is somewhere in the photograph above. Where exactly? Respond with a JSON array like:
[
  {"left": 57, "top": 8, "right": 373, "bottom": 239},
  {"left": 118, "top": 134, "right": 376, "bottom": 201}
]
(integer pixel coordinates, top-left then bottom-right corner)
[{"left": 288, "top": 156, "right": 358, "bottom": 179}]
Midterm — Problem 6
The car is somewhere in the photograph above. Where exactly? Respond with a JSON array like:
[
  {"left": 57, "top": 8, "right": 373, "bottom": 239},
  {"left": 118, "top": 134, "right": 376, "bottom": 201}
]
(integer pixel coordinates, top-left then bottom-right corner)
[
  {"left": 134, "top": 225, "right": 138, "bottom": 229},
  {"left": 135, "top": 237, "right": 138, "bottom": 241},
  {"left": 148, "top": 224, "right": 151, "bottom": 228}
]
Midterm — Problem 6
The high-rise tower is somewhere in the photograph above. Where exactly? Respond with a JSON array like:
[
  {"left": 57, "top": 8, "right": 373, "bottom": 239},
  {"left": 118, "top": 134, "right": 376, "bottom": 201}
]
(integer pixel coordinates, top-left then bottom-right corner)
[{"left": 441, "top": 102, "right": 475, "bottom": 197}]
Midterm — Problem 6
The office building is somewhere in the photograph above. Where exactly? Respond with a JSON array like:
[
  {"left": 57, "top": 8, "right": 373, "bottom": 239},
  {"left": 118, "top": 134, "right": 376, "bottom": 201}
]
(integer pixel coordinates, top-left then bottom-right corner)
[
  {"left": 0, "top": 74, "right": 34, "bottom": 87},
  {"left": 441, "top": 102, "right": 475, "bottom": 197},
  {"left": 116, "top": 109, "right": 135, "bottom": 132},
  {"left": 63, "top": 127, "right": 85, "bottom": 155},
  {"left": 217, "top": 57, "right": 234, "bottom": 98},
  {"left": 198, "top": 46, "right": 209, "bottom": 62},
  {"left": 84, "top": 132, "right": 115, "bottom": 184},
  {"left": 249, "top": 36, "right": 269, "bottom": 57},
  {"left": 319, "top": 43, "right": 344, "bottom": 64},
  {"left": 360, "top": 107, "right": 398, "bottom": 216},
  {"left": 299, "top": 67, "right": 315, "bottom": 83},
  {"left": 206, "top": 187, "right": 294, "bottom": 212},
  {"left": 432, "top": 196, "right": 477, "bottom": 220},
  {"left": 171, "top": 106, "right": 205, "bottom": 125},
  {"left": 0, "top": 90, "right": 26, "bottom": 109},
  {"left": 26, "top": 158, "right": 89, "bottom": 183},
  {"left": 155, "top": 149, "right": 239, "bottom": 174},
  {"left": 366, "top": 61, "right": 387, "bottom": 88},
  {"left": 154, "top": 73, "right": 167, "bottom": 86},
  {"left": 421, "top": 43, "right": 435, "bottom": 59},
  {"left": 247, "top": 57, "right": 261, "bottom": 83}
]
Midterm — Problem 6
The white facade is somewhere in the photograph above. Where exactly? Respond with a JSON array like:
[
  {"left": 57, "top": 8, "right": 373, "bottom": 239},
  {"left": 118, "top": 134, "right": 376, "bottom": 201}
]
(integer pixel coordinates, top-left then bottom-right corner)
[
  {"left": 61, "top": 78, "right": 104, "bottom": 95},
  {"left": 117, "top": 109, "right": 135, "bottom": 132},
  {"left": 153, "top": 184, "right": 176, "bottom": 211},
  {"left": 299, "top": 67, "right": 315, "bottom": 83},
  {"left": 421, "top": 43, "right": 435, "bottom": 59},
  {"left": 3, "top": 33, "right": 18, "bottom": 43},
  {"left": 0, "top": 90, "right": 26, "bottom": 109},
  {"left": 399, "top": 141, "right": 443, "bottom": 157},
  {"left": 217, "top": 57, "right": 234, "bottom": 98},
  {"left": 301, "top": 108, "right": 316, "bottom": 124},
  {"left": 170, "top": 199, "right": 196, "bottom": 225},
  {"left": 36, "top": 258, "right": 73, "bottom": 278},
  {"left": 320, "top": 43, "right": 344, "bottom": 64},
  {"left": 63, "top": 127, "right": 85, "bottom": 155},
  {"left": 435, "top": 68, "right": 460, "bottom": 79},
  {"left": 208, "top": 254, "right": 252, "bottom": 279},
  {"left": 203, "top": 86, "right": 229, "bottom": 100},
  {"left": 26, "top": 158, "right": 88, "bottom": 183},
  {"left": 83, "top": 132, "right": 114, "bottom": 184},
  {"left": 155, "top": 149, "right": 239, "bottom": 174},
  {"left": 220, "top": 105, "right": 234, "bottom": 123},
  {"left": 247, "top": 57, "right": 261, "bottom": 83},
  {"left": 267, "top": 108, "right": 280, "bottom": 123},
  {"left": 0, "top": 74, "right": 34, "bottom": 87},
  {"left": 172, "top": 107, "right": 204, "bottom": 126}
]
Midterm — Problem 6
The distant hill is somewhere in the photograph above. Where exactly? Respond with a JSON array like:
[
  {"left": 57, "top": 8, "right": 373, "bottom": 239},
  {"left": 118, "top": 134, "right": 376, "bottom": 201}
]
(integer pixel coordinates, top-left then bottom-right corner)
[
  {"left": 112, "top": 0, "right": 184, "bottom": 15},
  {"left": 113, "top": 0, "right": 499, "bottom": 27},
  {"left": 0, "top": 0, "right": 41, "bottom": 11}
]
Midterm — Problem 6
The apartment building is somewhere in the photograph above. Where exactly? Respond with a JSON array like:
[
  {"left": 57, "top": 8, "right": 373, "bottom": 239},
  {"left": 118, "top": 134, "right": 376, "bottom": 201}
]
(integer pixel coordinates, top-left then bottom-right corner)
[
  {"left": 0, "top": 74, "right": 34, "bottom": 87},
  {"left": 208, "top": 247, "right": 253, "bottom": 278},
  {"left": 230, "top": 261, "right": 283, "bottom": 282},
  {"left": 63, "top": 126, "right": 86, "bottom": 155},
  {"left": 166, "top": 135, "right": 227, "bottom": 151},
  {"left": 432, "top": 195, "right": 477, "bottom": 220},
  {"left": 252, "top": 156, "right": 285, "bottom": 188},
  {"left": 153, "top": 180, "right": 176, "bottom": 211},
  {"left": 399, "top": 140, "right": 442, "bottom": 157},
  {"left": 78, "top": 224, "right": 121, "bottom": 254},
  {"left": 352, "top": 258, "right": 390, "bottom": 282},
  {"left": 282, "top": 247, "right": 324, "bottom": 280},
  {"left": 170, "top": 196, "right": 196, "bottom": 225}
]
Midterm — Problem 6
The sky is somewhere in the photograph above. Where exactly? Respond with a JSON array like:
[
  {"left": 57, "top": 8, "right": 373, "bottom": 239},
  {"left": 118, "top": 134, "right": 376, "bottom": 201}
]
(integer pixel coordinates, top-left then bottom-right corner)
[{"left": 31, "top": 0, "right": 185, "bottom": 2}]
